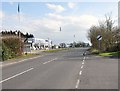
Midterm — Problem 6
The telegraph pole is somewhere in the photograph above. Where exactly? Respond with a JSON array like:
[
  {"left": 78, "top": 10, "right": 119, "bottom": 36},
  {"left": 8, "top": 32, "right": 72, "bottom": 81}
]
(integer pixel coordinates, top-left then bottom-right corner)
[{"left": 17, "top": 3, "right": 22, "bottom": 54}]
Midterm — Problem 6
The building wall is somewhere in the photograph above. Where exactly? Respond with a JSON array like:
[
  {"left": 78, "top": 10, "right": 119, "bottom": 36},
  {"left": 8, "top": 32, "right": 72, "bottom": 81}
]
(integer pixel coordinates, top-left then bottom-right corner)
[{"left": 30, "top": 38, "right": 52, "bottom": 50}]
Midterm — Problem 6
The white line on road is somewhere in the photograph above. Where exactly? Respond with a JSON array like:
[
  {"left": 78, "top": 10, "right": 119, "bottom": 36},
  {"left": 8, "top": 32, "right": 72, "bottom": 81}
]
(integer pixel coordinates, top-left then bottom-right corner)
[
  {"left": 83, "top": 57, "right": 85, "bottom": 60},
  {"left": 82, "top": 62, "right": 84, "bottom": 65},
  {"left": 18, "top": 55, "right": 44, "bottom": 63},
  {"left": 2, "top": 62, "right": 17, "bottom": 66},
  {"left": 0, "top": 68, "right": 34, "bottom": 83},
  {"left": 43, "top": 61, "right": 52, "bottom": 64},
  {"left": 75, "top": 79, "right": 80, "bottom": 89},
  {"left": 17, "top": 59, "right": 27, "bottom": 63},
  {"left": 28, "top": 55, "right": 44, "bottom": 60},
  {"left": 79, "top": 70, "right": 82, "bottom": 75},
  {"left": 43, "top": 58, "right": 58, "bottom": 64},
  {"left": 81, "top": 65, "right": 83, "bottom": 69}
]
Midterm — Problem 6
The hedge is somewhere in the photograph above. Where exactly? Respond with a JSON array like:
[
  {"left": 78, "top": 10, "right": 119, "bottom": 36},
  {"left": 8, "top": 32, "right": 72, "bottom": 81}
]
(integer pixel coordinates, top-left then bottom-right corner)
[{"left": 2, "top": 37, "right": 23, "bottom": 61}]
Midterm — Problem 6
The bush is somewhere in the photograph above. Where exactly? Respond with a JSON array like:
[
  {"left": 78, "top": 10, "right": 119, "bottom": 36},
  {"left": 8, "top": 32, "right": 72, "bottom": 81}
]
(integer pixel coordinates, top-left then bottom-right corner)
[
  {"left": 2, "top": 42, "right": 12, "bottom": 61},
  {"left": 2, "top": 37, "right": 23, "bottom": 61}
]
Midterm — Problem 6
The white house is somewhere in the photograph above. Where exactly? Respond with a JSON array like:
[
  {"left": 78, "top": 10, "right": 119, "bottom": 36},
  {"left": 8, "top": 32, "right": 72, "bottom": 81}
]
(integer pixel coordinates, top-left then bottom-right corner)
[{"left": 31, "top": 38, "right": 52, "bottom": 50}]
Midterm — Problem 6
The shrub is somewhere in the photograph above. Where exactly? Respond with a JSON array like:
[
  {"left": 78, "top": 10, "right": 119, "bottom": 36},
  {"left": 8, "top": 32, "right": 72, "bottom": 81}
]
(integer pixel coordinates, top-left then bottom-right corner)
[
  {"left": 2, "top": 42, "right": 12, "bottom": 61},
  {"left": 2, "top": 36, "right": 23, "bottom": 60}
]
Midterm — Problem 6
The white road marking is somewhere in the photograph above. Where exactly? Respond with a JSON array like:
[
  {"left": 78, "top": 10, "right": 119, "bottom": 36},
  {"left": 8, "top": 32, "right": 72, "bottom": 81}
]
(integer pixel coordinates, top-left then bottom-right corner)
[
  {"left": 81, "top": 65, "right": 83, "bottom": 69},
  {"left": 2, "top": 62, "right": 17, "bottom": 66},
  {"left": 43, "top": 58, "right": 58, "bottom": 64},
  {"left": 18, "top": 59, "right": 28, "bottom": 63},
  {"left": 82, "top": 62, "right": 84, "bottom": 65},
  {"left": 83, "top": 57, "right": 85, "bottom": 60},
  {"left": 75, "top": 56, "right": 86, "bottom": 89},
  {"left": 79, "top": 70, "right": 82, "bottom": 75},
  {"left": 0, "top": 68, "right": 34, "bottom": 83},
  {"left": 43, "top": 61, "right": 52, "bottom": 64},
  {"left": 75, "top": 79, "right": 80, "bottom": 89},
  {"left": 28, "top": 55, "right": 44, "bottom": 60},
  {"left": 1, "top": 55, "right": 44, "bottom": 67},
  {"left": 17, "top": 55, "right": 44, "bottom": 63}
]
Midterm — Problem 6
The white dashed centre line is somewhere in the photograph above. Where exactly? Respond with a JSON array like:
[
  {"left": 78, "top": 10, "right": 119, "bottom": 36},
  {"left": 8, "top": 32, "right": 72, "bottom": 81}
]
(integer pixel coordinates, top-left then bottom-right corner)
[
  {"left": 75, "top": 56, "right": 86, "bottom": 89},
  {"left": 82, "top": 62, "right": 84, "bottom": 65},
  {"left": 0, "top": 68, "right": 34, "bottom": 83},
  {"left": 81, "top": 65, "right": 83, "bottom": 69},
  {"left": 79, "top": 70, "right": 82, "bottom": 75},
  {"left": 75, "top": 79, "right": 80, "bottom": 89},
  {"left": 84, "top": 56, "right": 85, "bottom": 60},
  {"left": 43, "top": 58, "right": 58, "bottom": 64}
]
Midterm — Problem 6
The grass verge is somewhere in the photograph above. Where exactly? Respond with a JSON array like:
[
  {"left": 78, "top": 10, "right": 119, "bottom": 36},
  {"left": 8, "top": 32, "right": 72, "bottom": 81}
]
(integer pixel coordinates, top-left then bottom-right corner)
[
  {"left": 88, "top": 48, "right": 100, "bottom": 54},
  {"left": 88, "top": 48, "right": 120, "bottom": 57},
  {"left": 1, "top": 53, "right": 39, "bottom": 62},
  {"left": 99, "top": 52, "right": 120, "bottom": 57},
  {"left": 42, "top": 48, "right": 68, "bottom": 52}
]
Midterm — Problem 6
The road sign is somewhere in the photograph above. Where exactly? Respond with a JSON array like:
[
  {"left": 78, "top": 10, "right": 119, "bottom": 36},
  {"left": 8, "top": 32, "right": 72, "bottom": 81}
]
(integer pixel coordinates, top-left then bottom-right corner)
[
  {"left": 97, "top": 34, "right": 102, "bottom": 50},
  {"left": 97, "top": 35, "right": 102, "bottom": 41}
]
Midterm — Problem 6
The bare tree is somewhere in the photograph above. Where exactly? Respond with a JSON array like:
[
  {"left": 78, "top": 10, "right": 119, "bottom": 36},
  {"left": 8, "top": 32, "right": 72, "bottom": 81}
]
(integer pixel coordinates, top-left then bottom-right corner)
[{"left": 87, "top": 14, "right": 117, "bottom": 52}]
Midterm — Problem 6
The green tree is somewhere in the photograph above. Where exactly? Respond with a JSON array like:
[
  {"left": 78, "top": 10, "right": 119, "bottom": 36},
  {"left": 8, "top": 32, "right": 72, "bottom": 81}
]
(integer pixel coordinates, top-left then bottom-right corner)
[
  {"left": 88, "top": 14, "right": 118, "bottom": 52},
  {"left": 2, "top": 36, "right": 23, "bottom": 60}
]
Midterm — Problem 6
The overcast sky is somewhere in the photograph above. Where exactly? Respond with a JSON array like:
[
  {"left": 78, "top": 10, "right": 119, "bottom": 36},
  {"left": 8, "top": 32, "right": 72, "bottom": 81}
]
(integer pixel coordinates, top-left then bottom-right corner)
[{"left": 0, "top": 2, "right": 118, "bottom": 44}]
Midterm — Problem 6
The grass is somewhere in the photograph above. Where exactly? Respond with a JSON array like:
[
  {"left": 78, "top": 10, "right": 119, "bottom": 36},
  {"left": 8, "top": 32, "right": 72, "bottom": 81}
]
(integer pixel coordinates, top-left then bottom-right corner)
[
  {"left": 1, "top": 53, "right": 39, "bottom": 62},
  {"left": 89, "top": 48, "right": 100, "bottom": 54},
  {"left": 1, "top": 48, "right": 69, "bottom": 61},
  {"left": 42, "top": 48, "right": 68, "bottom": 52},
  {"left": 99, "top": 52, "right": 120, "bottom": 57},
  {"left": 88, "top": 48, "right": 120, "bottom": 57},
  {"left": 15, "top": 53, "right": 37, "bottom": 59}
]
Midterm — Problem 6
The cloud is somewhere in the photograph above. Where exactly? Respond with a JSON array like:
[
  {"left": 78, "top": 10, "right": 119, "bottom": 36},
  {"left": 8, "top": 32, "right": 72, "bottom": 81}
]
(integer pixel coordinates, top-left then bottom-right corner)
[
  {"left": 9, "top": 1, "right": 14, "bottom": 5},
  {"left": 30, "top": 13, "right": 98, "bottom": 43},
  {"left": 0, "top": 11, "right": 4, "bottom": 19},
  {"left": 47, "top": 13, "right": 98, "bottom": 28},
  {"left": 2, "top": 11, "right": 98, "bottom": 44},
  {"left": 68, "top": 2, "right": 76, "bottom": 9},
  {"left": 46, "top": 3, "right": 65, "bottom": 13}
]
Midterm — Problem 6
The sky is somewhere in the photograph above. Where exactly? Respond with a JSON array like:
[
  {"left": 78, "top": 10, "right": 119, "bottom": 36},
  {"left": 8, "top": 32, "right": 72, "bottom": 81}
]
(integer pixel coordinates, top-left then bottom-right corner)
[{"left": 0, "top": 2, "right": 118, "bottom": 45}]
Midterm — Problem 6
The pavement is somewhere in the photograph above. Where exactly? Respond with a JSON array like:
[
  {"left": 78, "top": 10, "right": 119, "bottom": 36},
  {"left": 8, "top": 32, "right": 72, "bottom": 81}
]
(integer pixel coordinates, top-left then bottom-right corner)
[{"left": 0, "top": 48, "right": 118, "bottom": 89}]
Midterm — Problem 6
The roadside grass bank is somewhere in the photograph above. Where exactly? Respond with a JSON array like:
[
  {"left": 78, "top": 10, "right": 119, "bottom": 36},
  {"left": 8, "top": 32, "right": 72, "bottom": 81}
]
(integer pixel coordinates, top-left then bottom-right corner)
[
  {"left": 0, "top": 53, "right": 39, "bottom": 62},
  {"left": 88, "top": 48, "right": 100, "bottom": 54},
  {"left": 99, "top": 52, "right": 120, "bottom": 57},
  {"left": 0, "top": 48, "right": 69, "bottom": 62},
  {"left": 88, "top": 48, "right": 120, "bottom": 57},
  {"left": 42, "top": 48, "right": 69, "bottom": 52}
]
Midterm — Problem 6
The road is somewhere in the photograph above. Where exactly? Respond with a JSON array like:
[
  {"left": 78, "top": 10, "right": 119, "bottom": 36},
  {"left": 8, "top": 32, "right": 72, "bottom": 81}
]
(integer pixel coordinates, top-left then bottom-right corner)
[{"left": 1, "top": 48, "right": 118, "bottom": 89}]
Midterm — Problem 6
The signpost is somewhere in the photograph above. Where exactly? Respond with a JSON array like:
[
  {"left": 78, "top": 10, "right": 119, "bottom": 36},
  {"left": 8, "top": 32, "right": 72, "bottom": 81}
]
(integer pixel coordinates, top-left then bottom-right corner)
[{"left": 97, "top": 34, "right": 102, "bottom": 50}]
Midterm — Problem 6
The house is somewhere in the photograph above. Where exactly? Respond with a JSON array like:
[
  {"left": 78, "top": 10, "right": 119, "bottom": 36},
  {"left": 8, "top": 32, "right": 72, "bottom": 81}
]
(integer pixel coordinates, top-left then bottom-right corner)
[{"left": 30, "top": 38, "right": 53, "bottom": 50}]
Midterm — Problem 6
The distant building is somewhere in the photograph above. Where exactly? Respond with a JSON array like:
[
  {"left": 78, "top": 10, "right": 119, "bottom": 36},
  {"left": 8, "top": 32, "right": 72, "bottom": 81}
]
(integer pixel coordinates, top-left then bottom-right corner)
[
  {"left": 26, "top": 38, "right": 53, "bottom": 50},
  {"left": 59, "top": 43, "right": 66, "bottom": 48}
]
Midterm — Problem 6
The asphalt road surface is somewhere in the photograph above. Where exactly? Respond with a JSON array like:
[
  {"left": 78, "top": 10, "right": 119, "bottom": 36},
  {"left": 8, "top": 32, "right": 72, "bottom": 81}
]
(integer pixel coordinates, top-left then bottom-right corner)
[{"left": 1, "top": 48, "right": 118, "bottom": 89}]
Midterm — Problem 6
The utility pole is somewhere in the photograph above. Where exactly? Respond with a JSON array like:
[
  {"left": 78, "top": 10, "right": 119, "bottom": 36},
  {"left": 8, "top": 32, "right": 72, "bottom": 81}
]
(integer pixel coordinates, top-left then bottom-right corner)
[{"left": 17, "top": 3, "right": 22, "bottom": 54}]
